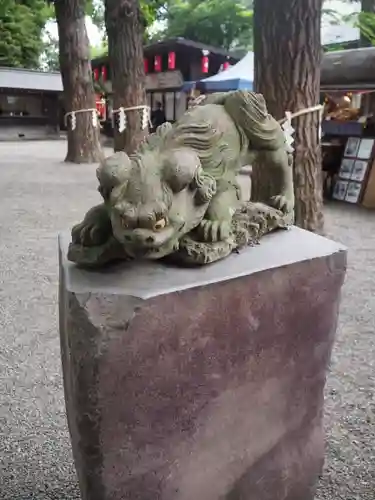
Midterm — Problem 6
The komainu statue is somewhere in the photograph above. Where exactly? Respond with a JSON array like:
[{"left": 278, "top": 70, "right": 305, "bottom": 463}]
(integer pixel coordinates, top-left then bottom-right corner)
[{"left": 68, "top": 90, "right": 295, "bottom": 266}]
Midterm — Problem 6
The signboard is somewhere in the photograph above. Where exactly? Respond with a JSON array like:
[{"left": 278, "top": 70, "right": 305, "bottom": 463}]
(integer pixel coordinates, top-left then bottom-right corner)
[
  {"left": 145, "top": 71, "right": 183, "bottom": 90},
  {"left": 96, "top": 71, "right": 184, "bottom": 95}
]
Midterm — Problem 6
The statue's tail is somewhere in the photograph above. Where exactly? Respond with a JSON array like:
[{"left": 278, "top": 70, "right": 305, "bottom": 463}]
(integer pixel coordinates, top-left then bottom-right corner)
[{"left": 223, "top": 91, "right": 285, "bottom": 151}]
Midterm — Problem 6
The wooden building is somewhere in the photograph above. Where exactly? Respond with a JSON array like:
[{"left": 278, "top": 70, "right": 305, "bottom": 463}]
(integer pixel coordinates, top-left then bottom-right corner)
[
  {"left": 320, "top": 47, "right": 375, "bottom": 138},
  {"left": 320, "top": 47, "right": 375, "bottom": 206},
  {"left": 321, "top": 47, "right": 375, "bottom": 93},
  {"left": 91, "top": 38, "right": 240, "bottom": 127},
  {"left": 0, "top": 67, "right": 63, "bottom": 140}
]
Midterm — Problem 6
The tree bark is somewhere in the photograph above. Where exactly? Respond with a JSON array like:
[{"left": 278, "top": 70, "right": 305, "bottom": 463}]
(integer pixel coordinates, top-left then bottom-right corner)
[
  {"left": 253, "top": 0, "right": 324, "bottom": 233},
  {"left": 54, "top": 0, "right": 102, "bottom": 163},
  {"left": 104, "top": 0, "right": 147, "bottom": 154}
]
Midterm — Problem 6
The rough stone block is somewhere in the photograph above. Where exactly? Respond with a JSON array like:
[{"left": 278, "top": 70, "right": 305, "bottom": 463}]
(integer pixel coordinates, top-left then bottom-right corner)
[{"left": 59, "top": 227, "right": 346, "bottom": 500}]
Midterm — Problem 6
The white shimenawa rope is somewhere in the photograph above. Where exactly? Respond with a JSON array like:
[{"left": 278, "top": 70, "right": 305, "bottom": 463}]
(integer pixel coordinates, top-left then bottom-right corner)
[
  {"left": 112, "top": 105, "right": 151, "bottom": 133},
  {"left": 64, "top": 108, "right": 101, "bottom": 130}
]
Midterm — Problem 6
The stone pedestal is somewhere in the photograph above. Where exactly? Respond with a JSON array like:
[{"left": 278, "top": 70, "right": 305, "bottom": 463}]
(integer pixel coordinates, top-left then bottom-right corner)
[{"left": 59, "top": 227, "right": 346, "bottom": 500}]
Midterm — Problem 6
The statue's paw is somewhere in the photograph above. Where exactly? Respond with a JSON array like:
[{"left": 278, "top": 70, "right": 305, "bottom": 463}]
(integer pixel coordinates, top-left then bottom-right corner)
[
  {"left": 197, "top": 220, "right": 231, "bottom": 242},
  {"left": 269, "top": 195, "right": 293, "bottom": 214},
  {"left": 71, "top": 222, "right": 109, "bottom": 247}
]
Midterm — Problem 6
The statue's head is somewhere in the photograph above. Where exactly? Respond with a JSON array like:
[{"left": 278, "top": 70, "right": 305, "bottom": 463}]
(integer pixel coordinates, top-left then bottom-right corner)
[{"left": 96, "top": 149, "right": 216, "bottom": 259}]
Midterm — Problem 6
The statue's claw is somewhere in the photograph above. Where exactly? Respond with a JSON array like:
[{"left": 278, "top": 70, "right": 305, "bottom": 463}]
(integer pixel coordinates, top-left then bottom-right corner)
[
  {"left": 197, "top": 219, "right": 231, "bottom": 242},
  {"left": 269, "top": 195, "right": 293, "bottom": 214},
  {"left": 71, "top": 222, "right": 84, "bottom": 244},
  {"left": 71, "top": 222, "right": 110, "bottom": 247}
]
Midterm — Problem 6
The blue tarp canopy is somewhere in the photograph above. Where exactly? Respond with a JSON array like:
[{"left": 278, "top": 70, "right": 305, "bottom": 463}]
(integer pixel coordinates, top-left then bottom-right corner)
[{"left": 182, "top": 51, "right": 254, "bottom": 92}]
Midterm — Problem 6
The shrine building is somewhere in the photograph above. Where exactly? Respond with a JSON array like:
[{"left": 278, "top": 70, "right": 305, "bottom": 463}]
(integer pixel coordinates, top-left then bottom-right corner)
[{"left": 91, "top": 38, "right": 241, "bottom": 126}]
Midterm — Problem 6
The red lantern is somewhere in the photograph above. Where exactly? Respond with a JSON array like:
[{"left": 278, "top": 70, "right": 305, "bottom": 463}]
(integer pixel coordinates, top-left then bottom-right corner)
[
  {"left": 144, "top": 58, "right": 149, "bottom": 74},
  {"left": 154, "top": 54, "right": 162, "bottom": 72},
  {"left": 168, "top": 51, "right": 176, "bottom": 70},
  {"left": 223, "top": 61, "right": 230, "bottom": 71},
  {"left": 95, "top": 94, "right": 106, "bottom": 120},
  {"left": 201, "top": 50, "right": 209, "bottom": 73},
  {"left": 93, "top": 68, "right": 99, "bottom": 81},
  {"left": 101, "top": 66, "right": 107, "bottom": 81}
]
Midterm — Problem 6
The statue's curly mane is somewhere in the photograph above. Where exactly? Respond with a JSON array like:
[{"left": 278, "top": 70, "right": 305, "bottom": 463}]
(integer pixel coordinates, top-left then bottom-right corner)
[
  {"left": 136, "top": 118, "right": 239, "bottom": 181},
  {"left": 135, "top": 91, "right": 285, "bottom": 181},
  {"left": 169, "top": 121, "right": 234, "bottom": 180}
]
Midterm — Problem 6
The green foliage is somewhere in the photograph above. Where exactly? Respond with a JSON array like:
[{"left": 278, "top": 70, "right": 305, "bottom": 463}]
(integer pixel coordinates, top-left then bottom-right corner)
[
  {"left": 141, "top": 0, "right": 165, "bottom": 27},
  {"left": 357, "top": 10, "right": 375, "bottom": 43},
  {"left": 87, "top": 0, "right": 164, "bottom": 38},
  {"left": 323, "top": 0, "right": 375, "bottom": 47},
  {"left": 329, "top": 9, "right": 375, "bottom": 46},
  {"left": 0, "top": 0, "right": 52, "bottom": 68},
  {"left": 90, "top": 42, "right": 108, "bottom": 58},
  {"left": 154, "top": 0, "right": 253, "bottom": 50},
  {"left": 324, "top": 42, "right": 348, "bottom": 52},
  {"left": 86, "top": 0, "right": 105, "bottom": 31},
  {"left": 40, "top": 31, "right": 60, "bottom": 71}
]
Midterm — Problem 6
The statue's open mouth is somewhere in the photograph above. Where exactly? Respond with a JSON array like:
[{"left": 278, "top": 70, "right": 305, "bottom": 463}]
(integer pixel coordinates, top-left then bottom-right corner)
[
  {"left": 120, "top": 221, "right": 186, "bottom": 260},
  {"left": 126, "top": 236, "right": 180, "bottom": 260}
]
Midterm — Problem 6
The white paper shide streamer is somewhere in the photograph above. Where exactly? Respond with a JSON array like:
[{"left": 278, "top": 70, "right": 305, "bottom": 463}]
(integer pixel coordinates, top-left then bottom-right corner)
[
  {"left": 141, "top": 107, "right": 150, "bottom": 130},
  {"left": 64, "top": 108, "right": 99, "bottom": 131},
  {"left": 112, "top": 105, "right": 151, "bottom": 132},
  {"left": 318, "top": 106, "right": 324, "bottom": 142},
  {"left": 279, "top": 104, "right": 324, "bottom": 153},
  {"left": 92, "top": 110, "right": 98, "bottom": 128},
  {"left": 282, "top": 111, "right": 295, "bottom": 154},
  {"left": 70, "top": 112, "right": 76, "bottom": 131},
  {"left": 117, "top": 107, "right": 127, "bottom": 133}
]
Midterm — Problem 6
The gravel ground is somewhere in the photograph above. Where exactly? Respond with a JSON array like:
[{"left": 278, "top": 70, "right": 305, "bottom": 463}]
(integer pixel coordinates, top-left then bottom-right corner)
[
  {"left": 0, "top": 141, "right": 374, "bottom": 499},
  {"left": 316, "top": 204, "right": 375, "bottom": 500}
]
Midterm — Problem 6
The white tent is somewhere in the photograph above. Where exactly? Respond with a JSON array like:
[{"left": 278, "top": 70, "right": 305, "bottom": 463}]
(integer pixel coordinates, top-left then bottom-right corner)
[{"left": 183, "top": 51, "right": 254, "bottom": 92}]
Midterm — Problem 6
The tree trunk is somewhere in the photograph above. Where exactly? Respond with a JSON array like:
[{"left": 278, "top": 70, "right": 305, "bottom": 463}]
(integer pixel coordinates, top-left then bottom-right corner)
[
  {"left": 104, "top": 0, "right": 147, "bottom": 154},
  {"left": 54, "top": 0, "right": 102, "bottom": 163},
  {"left": 253, "top": 0, "right": 324, "bottom": 233}
]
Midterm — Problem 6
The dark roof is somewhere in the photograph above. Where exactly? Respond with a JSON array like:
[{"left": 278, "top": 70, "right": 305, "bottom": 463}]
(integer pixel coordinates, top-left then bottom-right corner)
[
  {"left": 321, "top": 47, "right": 375, "bottom": 88},
  {"left": 0, "top": 67, "right": 63, "bottom": 92},
  {"left": 92, "top": 38, "right": 241, "bottom": 66},
  {"left": 144, "top": 38, "right": 240, "bottom": 61}
]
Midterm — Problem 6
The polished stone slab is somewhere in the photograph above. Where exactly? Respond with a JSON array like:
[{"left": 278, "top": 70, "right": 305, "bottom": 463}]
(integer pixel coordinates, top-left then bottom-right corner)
[
  {"left": 59, "top": 227, "right": 346, "bottom": 500},
  {"left": 59, "top": 226, "right": 345, "bottom": 299}
]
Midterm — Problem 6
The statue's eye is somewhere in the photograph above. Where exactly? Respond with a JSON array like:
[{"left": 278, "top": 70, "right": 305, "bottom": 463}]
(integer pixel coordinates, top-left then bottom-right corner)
[{"left": 153, "top": 218, "right": 166, "bottom": 231}]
